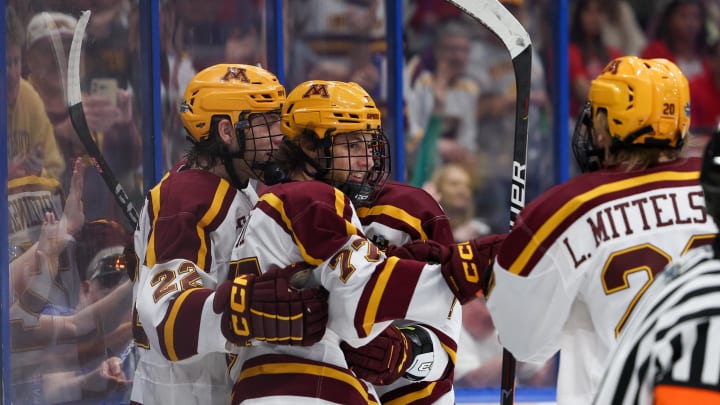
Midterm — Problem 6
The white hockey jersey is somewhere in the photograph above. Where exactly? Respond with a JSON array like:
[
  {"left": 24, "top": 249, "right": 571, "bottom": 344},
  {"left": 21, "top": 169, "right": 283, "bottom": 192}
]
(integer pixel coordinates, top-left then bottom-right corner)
[
  {"left": 487, "top": 157, "right": 718, "bottom": 405},
  {"left": 131, "top": 165, "right": 258, "bottom": 405},
  {"left": 357, "top": 180, "right": 460, "bottom": 405},
  {"left": 228, "top": 180, "right": 458, "bottom": 405}
]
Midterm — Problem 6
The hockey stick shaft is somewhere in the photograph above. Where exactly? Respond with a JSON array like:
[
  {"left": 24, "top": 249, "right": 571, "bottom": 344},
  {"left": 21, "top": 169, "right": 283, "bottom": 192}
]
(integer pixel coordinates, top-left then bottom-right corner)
[
  {"left": 67, "top": 11, "right": 139, "bottom": 230},
  {"left": 445, "top": 1, "right": 532, "bottom": 404}
]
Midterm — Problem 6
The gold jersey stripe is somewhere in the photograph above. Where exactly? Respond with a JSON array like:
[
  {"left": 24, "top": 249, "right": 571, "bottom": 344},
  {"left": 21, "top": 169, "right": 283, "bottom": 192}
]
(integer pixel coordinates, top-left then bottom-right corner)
[
  {"left": 239, "top": 361, "right": 372, "bottom": 402},
  {"left": 163, "top": 288, "right": 195, "bottom": 361},
  {"left": 260, "top": 192, "right": 323, "bottom": 265},
  {"left": 334, "top": 187, "right": 360, "bottom": 237},
  {"left": 363, "top": 256, "right": 400, "bottom": 336},
  {"left": 384, "top": 382, "right": 437, "bottom": 405},
  {"left": 357, "top": 204, "right": 428, "bottom": 240},
  {"left": 195, "top": 180, "right": 230, "bottom": 270},
  {"left": 509, "top": 170, "right": 700, "bottom": 275}
]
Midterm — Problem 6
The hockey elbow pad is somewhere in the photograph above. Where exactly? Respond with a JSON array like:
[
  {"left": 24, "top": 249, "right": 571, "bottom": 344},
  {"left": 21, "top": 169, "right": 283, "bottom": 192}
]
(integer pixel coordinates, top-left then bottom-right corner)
[{"left": 399, "top": 325, "right": 435, "bottom": 381}]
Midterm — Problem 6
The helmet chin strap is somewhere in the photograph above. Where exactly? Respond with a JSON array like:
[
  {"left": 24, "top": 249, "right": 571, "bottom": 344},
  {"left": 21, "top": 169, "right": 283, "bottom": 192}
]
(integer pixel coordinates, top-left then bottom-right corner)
[
  {"left": 253, "top": 161, "right": 285, "bottom": 185},
  {"left": 218, "top": 149, "right": 249, "bottom": 190},
  {"left": 282, "top": 139, "right": 330, "bottom": 181}
]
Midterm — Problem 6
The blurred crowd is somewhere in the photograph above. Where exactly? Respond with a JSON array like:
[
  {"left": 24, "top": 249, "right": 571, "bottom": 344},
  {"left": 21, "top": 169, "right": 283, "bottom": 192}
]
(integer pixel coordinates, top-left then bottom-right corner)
[{"left": 5, "top": 0, "right": 720, "bottom": 402}]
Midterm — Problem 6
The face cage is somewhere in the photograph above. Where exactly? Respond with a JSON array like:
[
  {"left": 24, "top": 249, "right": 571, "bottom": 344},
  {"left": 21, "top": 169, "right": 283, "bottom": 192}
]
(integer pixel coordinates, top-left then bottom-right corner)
[
  {"left": 323, "top": 128, "right": 391, "bottom": 205},
  {"left": 572, "top": 102, "right": 604, "bottom": 173},
  {"left": 235, "top": 112, "right": 285, "bottom": 184}
]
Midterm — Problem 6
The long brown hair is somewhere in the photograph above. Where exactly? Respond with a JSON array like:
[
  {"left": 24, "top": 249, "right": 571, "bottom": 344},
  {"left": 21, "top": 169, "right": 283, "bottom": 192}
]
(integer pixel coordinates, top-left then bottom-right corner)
[{"left": 595, "top": 110, "right": 681, "bottom": 171}]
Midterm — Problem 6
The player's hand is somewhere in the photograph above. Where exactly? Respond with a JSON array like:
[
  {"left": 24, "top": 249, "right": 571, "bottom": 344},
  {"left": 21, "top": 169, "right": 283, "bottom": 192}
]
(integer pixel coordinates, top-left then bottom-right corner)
[
  {"left": 214, "top": 264, "right": 328, "bottom": 346},
  {"left": 341, "top": 325, "right": 411, "bottom": 385},
  {"left": 389, "top": 234, "right": 506, "bottom": 304}
]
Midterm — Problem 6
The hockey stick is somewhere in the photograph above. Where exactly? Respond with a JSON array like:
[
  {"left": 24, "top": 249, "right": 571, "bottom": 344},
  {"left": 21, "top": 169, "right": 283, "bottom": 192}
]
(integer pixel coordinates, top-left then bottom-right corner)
[
  {"left": 445, "top": 1, "right": 531, "bottom": 404},
  {"left": 67, "top": 10, "right": 139, "bottom": 230}
]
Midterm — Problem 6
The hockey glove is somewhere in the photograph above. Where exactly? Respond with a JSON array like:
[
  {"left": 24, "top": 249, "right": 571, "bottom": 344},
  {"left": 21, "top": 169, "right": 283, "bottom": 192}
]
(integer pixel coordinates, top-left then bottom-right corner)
[
  {"left": 214, "top": 265, "right": 328, "bottom": 346},
  {"left": 389, "top": 234, "right": 506, "bottom": 304},
  {"left": 342, "top": 325, "right": 436, "bottom": 385}
]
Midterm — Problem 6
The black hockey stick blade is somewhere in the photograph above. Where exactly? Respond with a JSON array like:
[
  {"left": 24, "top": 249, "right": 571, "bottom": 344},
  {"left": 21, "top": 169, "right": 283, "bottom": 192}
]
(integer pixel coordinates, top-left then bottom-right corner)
[
  {"left": 67, "top": 10, "right": 139, "bottom": 230},
  {"left": 446, "top": 1, "right": 532, "bottom": 404}
]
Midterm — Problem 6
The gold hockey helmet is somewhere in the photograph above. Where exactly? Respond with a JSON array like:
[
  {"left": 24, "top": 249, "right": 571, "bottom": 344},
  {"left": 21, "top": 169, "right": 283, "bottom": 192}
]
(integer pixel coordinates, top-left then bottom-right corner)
[
  {"left": 588, "top": 56, "right": 690, "bottom": 149},
  {"left": 179, "top": 64, "right": 286, "bottom": 142}
]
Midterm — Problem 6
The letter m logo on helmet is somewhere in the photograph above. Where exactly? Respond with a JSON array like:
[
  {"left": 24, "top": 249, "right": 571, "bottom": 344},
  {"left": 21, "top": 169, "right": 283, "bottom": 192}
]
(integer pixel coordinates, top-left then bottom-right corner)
[
  {"left": 302, "top": 84, "right": 330, "bottom": 98},
  {"left": 221, "top": 66, "right": 250, "bottom": 83},
  {"left": 179, "top": 64, "right": 285, "bottom": 142}
]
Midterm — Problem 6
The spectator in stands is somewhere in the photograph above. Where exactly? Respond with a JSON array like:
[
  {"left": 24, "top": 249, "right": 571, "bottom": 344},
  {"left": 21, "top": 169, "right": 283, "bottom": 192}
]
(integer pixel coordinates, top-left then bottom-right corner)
[
  {"left": 569, "top": 0, "right": 623, "bottom": 120},
  {"left": 641, "top": 0, "right": 710, "bottom": 81},
  {"left": 10, "top": 158, "right": 86, "bottom": 311},
  {"left": 600, "top": 0, "right": 647, "bottom": 56},
  {"left": 175, "top": 0, "right": 226, "bottom": 70},
  {"left": 6, "top": 5, "right": 64, "bottom": 180},
  {"left": 427, "top": 163, "right": 490, "bottom": 242},
  {"left": 11, "top": 218, "right": 134, "bottom": 404},
  {"left": 128, "top": 1, "right": 198, "bottom": 170},
  {"left": 25, "top": 11, "right": 142, "bottom": 226},
  {"left": 404, "top": 0, "right": 463, "bottom": 56},
  {"left": 223, "top": 17, "right": 265, "bottom": 66},
  {"left": 471, "top": 0, "right": 553, "bottom": 231},
  {"left": 689, "top": 39, "right": 720, "bottom": 136},
  {"left": 285, "top": 0, "right": 385, "bottom": 91},
  {"left": 405, "top": 19, "right": 479, "bottom": 184},
  {"left": 82, "top": 0, "right": 134, "bottom": 89}
]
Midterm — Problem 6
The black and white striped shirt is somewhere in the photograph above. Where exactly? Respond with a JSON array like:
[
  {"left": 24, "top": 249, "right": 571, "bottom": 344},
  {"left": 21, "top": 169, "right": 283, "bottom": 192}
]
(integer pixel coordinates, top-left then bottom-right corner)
[{"left": 594, "top": 245, "right": 720, "bottom": 404}]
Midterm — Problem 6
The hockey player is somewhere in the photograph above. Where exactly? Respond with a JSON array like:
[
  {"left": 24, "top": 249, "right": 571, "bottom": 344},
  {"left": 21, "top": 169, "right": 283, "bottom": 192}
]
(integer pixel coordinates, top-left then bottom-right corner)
[
  {"left": 593, "top": 126, "right": 720, "bottom": 405},
  {"left": 486, "top": 56, "right": 718, "bottom": 404},
  {"left": 130, "top": 64, "right": 328, "bottom": 405},
  {"left": 227, "top": 80, "right": 502, "bottom": 404},
  {"left": 341, "top": 181, "right": 462, "bottom": 404}
]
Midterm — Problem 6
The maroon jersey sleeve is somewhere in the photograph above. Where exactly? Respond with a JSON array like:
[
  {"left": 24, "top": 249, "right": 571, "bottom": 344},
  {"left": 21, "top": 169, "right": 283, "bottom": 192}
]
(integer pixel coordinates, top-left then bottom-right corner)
[{"left": 358, "top": 181, "right": 455, "bottom": 245}]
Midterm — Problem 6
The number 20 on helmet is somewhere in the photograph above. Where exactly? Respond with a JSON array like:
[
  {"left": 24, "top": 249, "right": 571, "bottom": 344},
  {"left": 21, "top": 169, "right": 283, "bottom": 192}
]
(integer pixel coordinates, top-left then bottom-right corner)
[{"left": 588, "top": 55, "right": 690, "bottom": 149}]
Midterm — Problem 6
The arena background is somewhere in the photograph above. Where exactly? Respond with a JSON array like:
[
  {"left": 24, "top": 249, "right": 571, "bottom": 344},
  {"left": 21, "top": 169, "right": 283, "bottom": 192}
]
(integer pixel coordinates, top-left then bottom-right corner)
[{"left": 0, "top": 0, "right": 574, "bottom": 404}]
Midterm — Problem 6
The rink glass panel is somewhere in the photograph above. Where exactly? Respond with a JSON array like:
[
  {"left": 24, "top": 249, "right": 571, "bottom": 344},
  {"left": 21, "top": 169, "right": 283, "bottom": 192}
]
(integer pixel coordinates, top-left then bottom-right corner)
[{"left": 2, "top": 1, "right": 561, "bottom": 403}]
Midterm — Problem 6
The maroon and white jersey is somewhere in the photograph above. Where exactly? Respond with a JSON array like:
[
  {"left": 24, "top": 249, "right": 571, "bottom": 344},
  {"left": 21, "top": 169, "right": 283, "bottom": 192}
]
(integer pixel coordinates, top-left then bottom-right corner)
[
  {"left": 487, "top": 157, "right": 718, "bottom": 405},
  {"left": 228, "top": 180, "right": 457, "bottom": 405},
  {"left": 131, "top": 165, "right": 257, "bottom": 405},
  {"left": 358, "top": 180, "right": 459, "bottom": 405},
  {"left": 359, "top": 181, "right": 455, "bottom": 248}
]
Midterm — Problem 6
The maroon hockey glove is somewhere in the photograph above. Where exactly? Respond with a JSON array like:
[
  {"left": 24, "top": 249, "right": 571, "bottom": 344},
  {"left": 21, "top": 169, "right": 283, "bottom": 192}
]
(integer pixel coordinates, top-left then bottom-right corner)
[
  {"left": 214, "top": 265, "right": 328, "bottom": 346},
  {"left": 389, "top": 234, "right": 506, "bottom": 304},
  {"left": 341, "top": 325, "right": 411, "bottom": 385}
]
